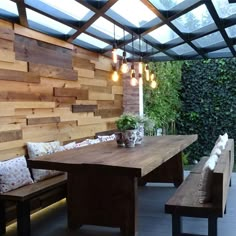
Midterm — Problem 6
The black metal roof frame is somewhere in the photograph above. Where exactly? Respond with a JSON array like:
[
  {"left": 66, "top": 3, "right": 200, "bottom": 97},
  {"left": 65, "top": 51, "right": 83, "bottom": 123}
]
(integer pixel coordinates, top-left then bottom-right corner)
[{"left": 1, "top": 0, "right": 236, "bottom": 62}]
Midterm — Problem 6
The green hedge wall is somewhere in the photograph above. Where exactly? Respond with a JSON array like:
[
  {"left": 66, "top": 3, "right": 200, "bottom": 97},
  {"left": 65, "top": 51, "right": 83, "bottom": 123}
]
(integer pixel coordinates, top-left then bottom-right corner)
[{"left": 177, "top": 58, "right": 236, "bottom": 163}]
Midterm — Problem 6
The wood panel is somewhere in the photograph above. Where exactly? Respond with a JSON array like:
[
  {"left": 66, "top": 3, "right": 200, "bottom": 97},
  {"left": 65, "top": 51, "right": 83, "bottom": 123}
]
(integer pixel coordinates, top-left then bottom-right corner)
[
  {"left": 75, "top": 67, "right": 94, "bottom": 79},
  {"left": 0, "top": 130, "right": 22, "bottom": 143},
  {"left": 0, "top": 27, "right": 14, "bottom": 41},
  {"left": 15, "top": 35, "right": 72, "bottom": 69},
  {"left": 89, "top": 91, "right": 114, "bottom": 100},
  {"left": 27, "top": 117, "right": 60, "bottom": 125},
  {"left": 78, "top": 77, "right": 107, "bottom": 87},
  {"left": 0, "top": 69, "right": 40, "bottom": 83},
  {"left": 54, "top": 87, "right": 88, "bottom": 100},
  {"left": 0, "top": 38, "right": 14, "bottom": 51},
  {"left": 73, "top": 57, "right": 95, "bottom": 70},
  {"left": 72, "top": 105, "right": 97, "bottom": 113},
  {"left": 0, "top": 19, "right": 123, "bottom": 163},
  {"left": 14, "top": 24, "right": 73, "bottom": 50},
  {"left": 29, "top": 63, "right": 78, "bottom": 81},
  {"left": 0, "top": 60, "right": 27, "bottom": 72},
  {"left": 95, "top": 109, "right": 123, "bottom": 118},
  {"left": 0, "top": 49, "right": 15, "bottom": 63}
]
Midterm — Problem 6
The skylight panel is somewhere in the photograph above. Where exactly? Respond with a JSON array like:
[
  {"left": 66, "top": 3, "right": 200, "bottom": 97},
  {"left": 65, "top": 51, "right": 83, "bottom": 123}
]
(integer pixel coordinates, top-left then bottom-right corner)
[
  {"left": 39, "top": 0, "right": 92, "bottom": 21},
  {"left": 89, "top": 17, "right": 128, "bottom": 40},
  {"left": 212, "top": 0, "right": 236, "bottom": 18},
  {"left": 149, "top": 0, "right": 185, "bottom": 10},
  {"left": 170, "top": 43, "right": 195, "bottom": 55},
  {"left": 192, "top": 32, "right": 224, "bottom": 48},
  {"left": 148, "top": 25, "right": 179, "bottom": 44},
  {"left": 76, "top": 33, "right": 109, "bottom": 49},
  {"left": 0, "top": 0, "right": 18, "bottom": 16},
  {"left": 207, "top": 48, "right": 232, "bottom": 58},
  {"left": 172, "top": 4, "right": 214, "bottom": 33},
  {"left": 26, "top": 9, "right": 73, "bottom": 34},
  {"left": 117, "top": 49, "right": 132, "bottom": 58},
  {"left": 106, "top": 0, "right": 158, "bottom": 28},
  {"left": 226, "top": 25, "right": 236, "bottom": 38}
]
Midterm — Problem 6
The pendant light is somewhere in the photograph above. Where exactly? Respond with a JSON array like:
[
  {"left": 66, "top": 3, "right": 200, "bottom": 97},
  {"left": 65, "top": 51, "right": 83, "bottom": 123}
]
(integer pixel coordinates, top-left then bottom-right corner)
[
  {"left": 145, "top": 41, "right": 150, "bottom": 81},
  {"left": 112, "top": 24, "right": 117, "bottom": 64},
  {"left": 112, "top": 69, "right": 119, "bottom": 82},
  {"left": 150, "top": 79, "right": 157, "bottom": 88},
  {"left": 150, "top": 47, "right": 157, "bottom": 88},
  {"left": 138, "top": 36, "right": 143, "bottom": 82},
  {"left": 120, "top": 29, "right": 129, "bottom": 73},
  {"left": 130, "top": 33, "right": 138, "bottom": 87},
  {"left": 112, "top": 64, "right": 119, "bottom": 82}
]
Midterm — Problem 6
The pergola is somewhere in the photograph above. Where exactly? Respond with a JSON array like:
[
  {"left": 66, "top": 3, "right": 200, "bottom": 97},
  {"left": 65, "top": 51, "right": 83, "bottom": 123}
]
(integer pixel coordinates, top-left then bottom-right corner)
[{"left": 1, "top": 0, "right": 236, "bottom": 62}]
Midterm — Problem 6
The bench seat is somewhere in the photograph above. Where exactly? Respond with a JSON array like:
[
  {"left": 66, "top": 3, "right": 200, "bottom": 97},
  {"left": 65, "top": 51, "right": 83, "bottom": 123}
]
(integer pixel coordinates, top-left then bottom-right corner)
[
  {"left": 0, "top": 173, "right": 67, "bottom": 236},
  {"left": 165, "top": 139, "right": 234, "bottom": 236}
]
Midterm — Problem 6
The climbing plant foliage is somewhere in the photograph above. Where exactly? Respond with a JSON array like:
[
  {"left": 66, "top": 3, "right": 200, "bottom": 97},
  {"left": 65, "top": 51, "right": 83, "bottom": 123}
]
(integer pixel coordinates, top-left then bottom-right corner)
[
  {"left": 143, "top": 61, "right": 182, "bottom": 133},
  {"left": 177, "top": 58, "right": 236, "bottom": 163}
]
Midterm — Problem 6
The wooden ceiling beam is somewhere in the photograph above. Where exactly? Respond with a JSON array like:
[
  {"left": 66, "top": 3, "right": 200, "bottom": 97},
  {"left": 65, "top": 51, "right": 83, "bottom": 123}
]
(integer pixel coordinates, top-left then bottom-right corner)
[{"left": 15, "top": 0, "right": 28, "bottom": 27}]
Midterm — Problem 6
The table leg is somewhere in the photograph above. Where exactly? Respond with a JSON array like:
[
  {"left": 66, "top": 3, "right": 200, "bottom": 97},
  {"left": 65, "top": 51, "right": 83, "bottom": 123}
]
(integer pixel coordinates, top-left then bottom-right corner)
[
  {"left": 67, "top": 171, "right": 138, "bottom": 236},
  {"left": 139, "top": 152, "right": 184, "bottom": 187}
]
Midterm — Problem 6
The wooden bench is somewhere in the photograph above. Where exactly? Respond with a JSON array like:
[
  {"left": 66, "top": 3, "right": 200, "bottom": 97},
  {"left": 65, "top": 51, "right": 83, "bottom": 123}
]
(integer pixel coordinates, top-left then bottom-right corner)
[
  {"left": 0, "top": 130, "right": 116, "bottom": 236},
  {"left": 165, "top": 139, "right": 234, "bottom": 236},
  {"left": 0, "top": 173, "right": 67, "bottom": 236}
]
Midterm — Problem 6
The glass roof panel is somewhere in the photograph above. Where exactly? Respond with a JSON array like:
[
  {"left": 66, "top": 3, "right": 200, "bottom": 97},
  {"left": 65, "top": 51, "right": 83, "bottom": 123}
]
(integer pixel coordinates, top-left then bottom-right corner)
[
  {"left": 74, "top": 33, "right": 109, "bottom": 50},
  {"left": 38, "top": 0, "right": 93, "bottom": 21},
  {"left": 106, "top": 0, "right": 160, "bottom": 28},
  {"left": 148, "top": 0, "right": 185, "bottom": 10},
  {"left": 226, "top": 25, "right": 236, "bottom": 38},
  {"left": 0, "top": 0, "right": 18, "bottom": 17},
  {"left": 212, "top": 0, "right": 236, "bottom": 18},
  {"left": 126, "top": 40, "right": 156, "bottom": 54},
  {"left": 172, "top": 4, "right": 214, "bottom": 33},
  {"left": 192, "top": 31, "right": 224, "bottom": 48},
  {"left": 26, "top": 9, "right": 74, "bottom": 34},
  {"left": 150, "top": 52, "right": 172, "bottom": 61},
  {"left": 207, "top": 48, "right": 232, "bottom": 58},
  {"left": 147, "top": 24, "right": 179, "bottom": 44},
  {"left": 117, "top": 49, "right": 132, "bottom": 58},
  {"left": 170, "top": 43, "right": 195, "bottom": 55},
  {"left": 86, "top": 17, "right": 129, "bottom": 40}
]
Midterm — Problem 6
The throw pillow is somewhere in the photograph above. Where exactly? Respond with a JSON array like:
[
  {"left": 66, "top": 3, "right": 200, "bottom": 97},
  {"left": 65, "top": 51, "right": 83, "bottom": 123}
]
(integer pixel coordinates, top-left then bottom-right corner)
[
  {"left": 56, "top": 141, "right": 77, "bottom": 152},
  {"left": 0, "top": 156, "right": 33, "bottom": 193},
  {"left": 98, "top": 134, "right": 116, "bottom": 142},
  {"left": 75, "top": 138, "right": 100, "bottom": 148},
  {"left": 27, "top": 141, "right": 62, "bottom": 182}
]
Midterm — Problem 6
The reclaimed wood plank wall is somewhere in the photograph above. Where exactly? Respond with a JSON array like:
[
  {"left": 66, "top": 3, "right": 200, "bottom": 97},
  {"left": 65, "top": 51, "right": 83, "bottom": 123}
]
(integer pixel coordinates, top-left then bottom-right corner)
[{"left": 0, "top": 19, "right": 123, "bottom": 161}]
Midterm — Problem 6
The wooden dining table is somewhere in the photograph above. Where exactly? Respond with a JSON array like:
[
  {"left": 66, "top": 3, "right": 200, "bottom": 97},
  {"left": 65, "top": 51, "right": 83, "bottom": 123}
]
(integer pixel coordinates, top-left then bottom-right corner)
[{"left": 28, "top": 135, "right": 197, "bottom": 236}]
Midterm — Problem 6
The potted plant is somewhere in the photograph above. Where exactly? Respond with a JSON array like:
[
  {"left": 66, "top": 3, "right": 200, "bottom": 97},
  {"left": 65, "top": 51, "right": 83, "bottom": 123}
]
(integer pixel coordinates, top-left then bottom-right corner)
[
  {"left": 115, "top": 113, "right": 138, "bottom": 148},
  {"left": 135, "top": 115, "right": 155, "bottom": 143}
]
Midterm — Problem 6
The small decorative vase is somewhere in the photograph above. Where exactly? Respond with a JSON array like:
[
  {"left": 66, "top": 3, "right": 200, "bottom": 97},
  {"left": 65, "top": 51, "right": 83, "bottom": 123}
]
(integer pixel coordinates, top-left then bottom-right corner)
[
  {"left": 124, "top": 129, "right": 137, "bottom": 148},
  {"left": 115, "top": 132, "right": 125, "bottom": 147},
  {"left": 136, "top": 124, "right": 144, "bottom": 145}
]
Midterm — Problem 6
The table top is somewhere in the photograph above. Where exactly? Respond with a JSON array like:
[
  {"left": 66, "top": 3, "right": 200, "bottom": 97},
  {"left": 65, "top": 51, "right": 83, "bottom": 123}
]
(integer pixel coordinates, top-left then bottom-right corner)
[{"left": 28, "top": 135, "right": 197, "bottom": 177}]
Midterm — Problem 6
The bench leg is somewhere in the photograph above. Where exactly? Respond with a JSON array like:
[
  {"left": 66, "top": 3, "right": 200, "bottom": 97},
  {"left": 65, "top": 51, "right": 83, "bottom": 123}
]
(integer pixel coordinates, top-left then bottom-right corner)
[
  {"left": 0, "top": 200, "right": 6, "bottom": 235},
  {"left": 17, "top": 201, "right": 31, "bottom": 236},
  {"left": 208, "top": 217, "right": 217, "bottom": 236},
  {"left": 172, "top": 214, "right": 182, "bottom": 236}
]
